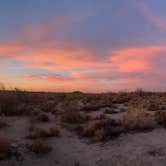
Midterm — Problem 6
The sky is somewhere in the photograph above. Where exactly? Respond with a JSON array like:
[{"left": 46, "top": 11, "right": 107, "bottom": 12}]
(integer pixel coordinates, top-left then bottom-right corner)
[{"left": 0, "top": 0, "right": 166, "bottom": 92}]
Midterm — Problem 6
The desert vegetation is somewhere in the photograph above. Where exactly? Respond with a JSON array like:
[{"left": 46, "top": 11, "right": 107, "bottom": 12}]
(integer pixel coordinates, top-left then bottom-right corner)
[
  {"left": 0, "top": 86, "right": 166, "bottom": 165},
  {"left": 29, "top": 139, "right": 52, "bottom": 155}
]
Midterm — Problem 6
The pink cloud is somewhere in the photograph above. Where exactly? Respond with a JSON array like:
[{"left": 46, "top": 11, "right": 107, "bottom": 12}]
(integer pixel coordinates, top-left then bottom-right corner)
[
  {"left": 21, "top": 74, "right": 73, "bottom": 82},
  {"left": 109, "top": 46, "right": 166, "bottom": 72},
  {"left": 1, "top": 18, "right": 166, "bottom": 92}
]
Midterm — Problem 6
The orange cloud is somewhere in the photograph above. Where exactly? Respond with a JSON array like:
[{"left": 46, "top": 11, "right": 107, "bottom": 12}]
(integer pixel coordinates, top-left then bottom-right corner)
[
  {"left": 21, "top": 74, "right": 73, "bottom": 82},
  {"left": 14, "top": 73, "right": 95, "bottom": 92},
  {"left": 0, "top": 39, "right": 110, "bottom": 70},
  {"left": 109, "top": 46, "right": 166, "bottom": 72}
]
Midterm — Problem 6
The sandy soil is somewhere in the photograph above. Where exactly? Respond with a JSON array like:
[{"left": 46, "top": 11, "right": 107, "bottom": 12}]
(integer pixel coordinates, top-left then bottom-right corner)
[{"left": 0, "top": 113, "right": 166, "bottom": 166}]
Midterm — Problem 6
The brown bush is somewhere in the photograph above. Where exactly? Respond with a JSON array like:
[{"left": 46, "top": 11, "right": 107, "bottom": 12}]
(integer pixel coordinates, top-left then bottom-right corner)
[
  {"left": 155, "top": 110, "right": 166, "bottom": 126},
  {"left": 123, "top": 108, "right": 156, "bottom": 131},
  {"left": 61, "top": 111, "right": 89, "bottom": 124},
  {"left": 83, "top": 120, "right": 104, "bottom": 137},
  {"left": 30, "top": 139, "right": 51, "bottom": 154},
  {"left": 28, "top": 127, "right": 49, "bottom": 139},
  {"left": 28, "top": 126, "right": 60, "bottom": 139},
  {"left": 82, "top": 119, "right": 124, "bottom": 142},
  {"left": 48, "top": 126, "right": 60, "bottom": 137},
  {"left": 0, "top": 92, "right": 20, "bottom": 116},
  {"left": 37, "top": 112, "right": 49, "bottom": 122}
]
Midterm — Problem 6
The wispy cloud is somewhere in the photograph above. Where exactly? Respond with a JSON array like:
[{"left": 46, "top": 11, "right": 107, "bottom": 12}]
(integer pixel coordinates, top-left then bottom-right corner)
[{"left": 140, "top": 0, "right": 166, "bottom": 31}]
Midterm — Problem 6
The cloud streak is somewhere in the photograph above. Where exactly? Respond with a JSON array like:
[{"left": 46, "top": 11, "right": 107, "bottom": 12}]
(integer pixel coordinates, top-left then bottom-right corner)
[{"left": 140, "top": 0, "right": 166, "bottom": 31}]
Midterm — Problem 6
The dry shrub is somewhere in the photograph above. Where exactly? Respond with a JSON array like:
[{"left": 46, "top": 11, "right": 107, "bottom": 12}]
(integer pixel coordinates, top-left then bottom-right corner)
[
  {"left": 0, "top": 137, "right": 10, "bottom": 160},
  {"left": 61, "top": 111, "right": 89, "bottom": 124},
  {"left": 28, "top": 126, "right": 60, "bottom": 139},
  {"left": 134, "top": 88, "right": 146, "bottom": 96},
  {"left": 30, "top": 139, "right": 51, "bottom": 154},
  {"left": 104, "top": 108, "right": 115, "bottom": 114},
  {"left": 148, "top": 102, "right": 165, "bottom": 112},
  {"left": 83, "top": 120, "right": 105, "bottom": 137},
  {"left": 0, "top": 117, "right": 8, "bottom": 128},
  {"left": 82, "top": 119, "right": 124, "bottom": 142},
  {"left": 112, "top": 92, "right": 131, "bottom": 104},
  {"left": 0, "top": 87, "right": 51, "bottom": 116},
  {"left": 48, "top": 126, "right": 60, "bottom": 137},
  {"left": 0, "top": 92, "right": 20, "bottom": 116},
  {"left": 148, "top": 103, "right": 159, "bottom": 111},
  {"left": 93, "top": 114, "right": 107, "bottom": 120},
  {"left": 155, "top": 110, "right": 166, "bottom": 126},
  {"left": 123, "top": 108, "right": 156, "bottom": 131},
  {"left": 28, "top": 127, "right": 49, "bottom": 139},
  {"left": 37, "top": 112, "right": 49, "bottom": 122},
  {"left": 28, "top": 123, "right": 36, "bottom": 132}
]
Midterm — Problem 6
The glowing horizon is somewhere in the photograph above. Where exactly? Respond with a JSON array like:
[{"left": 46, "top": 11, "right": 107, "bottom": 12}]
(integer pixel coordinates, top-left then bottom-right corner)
[{"left": 1, "top": 0, "right": 166, "bottom": 92}]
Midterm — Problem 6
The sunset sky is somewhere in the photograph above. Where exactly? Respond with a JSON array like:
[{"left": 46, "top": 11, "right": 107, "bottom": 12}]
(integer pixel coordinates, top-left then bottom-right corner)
[{"left": 0, "top": 0, "right": 166, "bottom": 92}]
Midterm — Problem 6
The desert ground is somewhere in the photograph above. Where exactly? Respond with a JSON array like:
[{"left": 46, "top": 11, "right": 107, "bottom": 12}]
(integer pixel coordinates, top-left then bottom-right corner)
[{"left": 0, "top": 90, "right": 166, "bottom": 166}]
